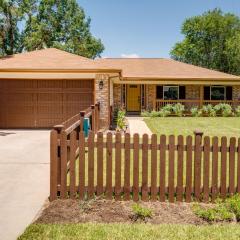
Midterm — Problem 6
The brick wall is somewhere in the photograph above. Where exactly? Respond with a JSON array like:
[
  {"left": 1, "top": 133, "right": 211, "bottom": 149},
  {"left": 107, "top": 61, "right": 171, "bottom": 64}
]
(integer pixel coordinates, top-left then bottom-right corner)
[
  {"left": 113, "top": 84, "right": 122, "bottom": 110},
  {"left": 95, "top": 74, "right": 110, "bottom": 129},
  {"left": 147, "top": 85, "right": 156, "bottom": 110}
]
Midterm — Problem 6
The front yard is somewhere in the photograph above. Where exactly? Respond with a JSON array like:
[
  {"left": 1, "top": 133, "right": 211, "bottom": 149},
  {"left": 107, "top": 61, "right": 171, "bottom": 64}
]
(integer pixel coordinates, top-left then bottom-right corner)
[
  {"left": 19, "top": 223, "right": 240, "bottom": 240},
  {"left": 19, "top": 117, "right": 240, "bottom": 240},
  {"left": 19, "top": 197, "right": 240, "bottom": 240},
  {"left": 144, "top": 117, "right": 240, "bottom": 139}
]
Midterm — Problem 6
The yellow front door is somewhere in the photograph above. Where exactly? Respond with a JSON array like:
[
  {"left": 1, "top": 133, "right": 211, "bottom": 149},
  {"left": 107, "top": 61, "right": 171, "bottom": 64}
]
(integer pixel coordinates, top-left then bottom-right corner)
[{"left": 127, "top": 85, "right": 141, "bottom": 111}]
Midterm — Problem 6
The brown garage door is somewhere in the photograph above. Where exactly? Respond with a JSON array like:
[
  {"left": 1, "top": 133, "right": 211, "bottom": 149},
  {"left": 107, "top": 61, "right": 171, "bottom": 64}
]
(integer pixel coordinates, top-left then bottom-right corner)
[{"left": 0, "top": 79, "right": 94, "bottom": 128}]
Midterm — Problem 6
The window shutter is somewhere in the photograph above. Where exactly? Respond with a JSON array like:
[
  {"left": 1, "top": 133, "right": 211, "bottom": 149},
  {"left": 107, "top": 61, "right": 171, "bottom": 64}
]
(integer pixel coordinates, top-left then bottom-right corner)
[
  {"left": 204, "top": 86, "right": 210, "bottom": 100},
  {"left": 179, "top": 86, "right": 186, "bottom": 99},
  {"left": 226, "top": 86, "right": 233, "bottom": 100},
  {"left": 156, "top": 86, "right": 163, "bottom": 99}
]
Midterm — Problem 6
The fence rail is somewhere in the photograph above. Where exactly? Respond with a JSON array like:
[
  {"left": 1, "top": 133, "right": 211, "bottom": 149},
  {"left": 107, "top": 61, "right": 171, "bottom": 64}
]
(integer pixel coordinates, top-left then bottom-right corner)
[
  {"left": 50, "top": 102, "right": 101, "bottom": 200},
  {"left": 50, "top": 131, "right": 240, "bottom": 202}
]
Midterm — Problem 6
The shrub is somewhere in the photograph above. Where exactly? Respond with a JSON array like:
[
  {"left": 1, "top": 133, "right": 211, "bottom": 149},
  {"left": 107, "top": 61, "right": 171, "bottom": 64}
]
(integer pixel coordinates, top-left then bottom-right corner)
[
  {"left": 192, "top": 203, "right": 234, "bottom": 222},
  {"left": 191, "top": 107, "right": 202, "bottom": 117},
  {"left": 214, "top": 103, "right": 233, "bottom": 117},
  {"left": 162, "top": 104, "right": 174, "bottom": 113},
  {"left": 235, "top": 106, "right": 240, "bottom": 117},
  {"left": 132, "top": 203, "right": 152, "bottom": 221},
  {"left": 141, "top": 111, "right": 151, "bottom": 117},
  {"left": 159, "top": 109, "right": 171, "bottom": 117},
  {"left": 172, "top": 103, "right": 185, "bottom": 117},
  {"left": 150, "top": 110, "right": 161, "bottom": 117},
  {"left": 116, "top": 110, "right": 126, "bottom": 130},
  {"left": 202, "top": 104, "right": 216, "bottom": 117},
  {"left": 225, "top": 194, "right": 240, "bottom": 221}
]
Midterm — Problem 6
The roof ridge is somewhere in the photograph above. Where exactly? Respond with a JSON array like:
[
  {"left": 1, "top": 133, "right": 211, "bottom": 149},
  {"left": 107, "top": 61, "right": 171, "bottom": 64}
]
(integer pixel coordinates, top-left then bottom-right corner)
[
  {"left": 0, "top": 48, "right": 93, "bottom": 61},
  {"left": 97, "top": 57, "right": 167, "bottom": 60}
]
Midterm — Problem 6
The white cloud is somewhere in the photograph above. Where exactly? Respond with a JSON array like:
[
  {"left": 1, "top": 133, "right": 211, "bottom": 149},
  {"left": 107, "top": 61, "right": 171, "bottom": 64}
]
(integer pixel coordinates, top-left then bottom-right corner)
[{"left": 120, "top": 53, "right": 140, "bottom": 58}]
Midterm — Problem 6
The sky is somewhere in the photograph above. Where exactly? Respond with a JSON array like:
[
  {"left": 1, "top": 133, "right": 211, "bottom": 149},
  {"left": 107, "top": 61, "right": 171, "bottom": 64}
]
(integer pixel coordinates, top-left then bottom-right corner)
[{"left": 78, "top": 0, "right": 240, "bottom": 58}]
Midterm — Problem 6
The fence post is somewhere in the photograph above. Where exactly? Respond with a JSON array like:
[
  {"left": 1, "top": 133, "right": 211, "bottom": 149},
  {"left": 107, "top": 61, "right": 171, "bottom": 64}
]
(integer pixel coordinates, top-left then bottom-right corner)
[
  {"left": 194, "top": 129, "right": 203, "bottom": 201},
  {"left": 53, "top": 124, "right": 64, "bottom": 186},
  {"left": 194, "top": 129, "right": 204, "bottom": 141},
  {"left": 80, "top": 111, "right": 85, "bottom": 132},
  {"left": 91, "top": 105, "right": 95, "bottom": 133},
  {"left": 95, "top": 102, "right": 100, "bottom": 132},
  {"left": 50, "top": 129, "right": 58, "bottom": 201}
]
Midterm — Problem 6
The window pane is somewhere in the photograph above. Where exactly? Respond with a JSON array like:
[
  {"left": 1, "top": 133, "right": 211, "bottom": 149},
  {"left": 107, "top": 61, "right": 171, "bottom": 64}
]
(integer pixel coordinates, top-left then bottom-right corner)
[
  {"left": 211, "top": 87, "right": 225, "bottom": 100},
  {"left": 164, "top": 86, "right": 179, "bottom": 100}
]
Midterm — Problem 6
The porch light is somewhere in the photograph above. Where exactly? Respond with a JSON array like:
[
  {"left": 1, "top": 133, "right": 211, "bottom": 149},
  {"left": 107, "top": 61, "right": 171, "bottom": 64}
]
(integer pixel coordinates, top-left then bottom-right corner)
[{"left": 99, "top": 80, "right": 104, "bottom": 90}]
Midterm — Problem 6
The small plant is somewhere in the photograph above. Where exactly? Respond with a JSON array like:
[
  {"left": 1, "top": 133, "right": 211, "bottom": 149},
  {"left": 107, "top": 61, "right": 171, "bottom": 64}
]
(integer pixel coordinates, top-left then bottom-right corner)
[
  {"left": 172, "top": 103, "right": 185, "bottom": 117},
  {"left": 141, "top": 111, "right": 151, "bottom": 117},
  {"left": 192, "top": 203, "right": 234, "bottom": 222},
  {"left": 190, "top": 107, "right": 202, "bottom": 117},
  {"left": 159, "top": 109, "right": 171, "bottom": 117},
  {"left": 225, "top": 194, "right": 240, "bottom": 221},
  {"left": 202, "top": 104, "right": 216, "bottom": 117},
  {"left": 214, "top": 103, "right": 233, "bottom": 117},
  {"left": 150, "top": 110, "right": 161, "bottom": 117},
  {"left": 132, "top": 203, "right": 152, "bottom": 221},
  {"left": 116, "top": 109, "right": 126, "bottom": 130},
  {"left": 235, "top": 106, "right": 240, "bottom": 117},
  {"left": 162, "top": 104, "right": 174, "bottom": 113}
]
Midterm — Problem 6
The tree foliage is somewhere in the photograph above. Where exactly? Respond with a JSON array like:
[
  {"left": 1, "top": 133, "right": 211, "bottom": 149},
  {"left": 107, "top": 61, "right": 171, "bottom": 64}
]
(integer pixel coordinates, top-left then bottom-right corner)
[
  {"left": 0, "top": 0, "right": 104, "bottom": 58},
  {"left": 0, "top": 0, "right": 22, "bottom": 55},
  {"left": 171, "top": 9, "right": 240, "bottom": 75}
]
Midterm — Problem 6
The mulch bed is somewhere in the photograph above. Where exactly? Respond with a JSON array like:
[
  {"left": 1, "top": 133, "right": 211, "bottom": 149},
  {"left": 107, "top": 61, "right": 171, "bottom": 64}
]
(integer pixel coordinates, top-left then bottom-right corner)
[{"left": 36, "top": 198, "right": 209, "bottom": 225}]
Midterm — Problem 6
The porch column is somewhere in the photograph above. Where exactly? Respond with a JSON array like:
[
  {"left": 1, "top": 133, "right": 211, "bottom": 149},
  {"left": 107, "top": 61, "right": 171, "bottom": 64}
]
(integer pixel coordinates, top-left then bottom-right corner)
[
  {"left": 95, "top": 74, "right": 110, "bottom": 129},
  {"left": 200, "top": 85, "right": 204, "bottom": 108}
]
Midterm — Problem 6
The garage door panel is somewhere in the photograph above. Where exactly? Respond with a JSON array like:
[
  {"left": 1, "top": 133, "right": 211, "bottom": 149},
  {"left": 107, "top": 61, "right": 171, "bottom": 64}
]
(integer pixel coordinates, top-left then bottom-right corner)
[
  {"left": 37, "top": 80, "right": 63, "bottom": 89},
  {"left": 0, "top": 79, "right": 94, "bottom": 128},
  {"left": 6, "top": 80, "right": 37, "bottom": 90},
  {"left": 7, "top": 93, "right": 34, "bottom": 104},
  {"left": 66, "top": 80, "right": 93, "bottom": 88}
]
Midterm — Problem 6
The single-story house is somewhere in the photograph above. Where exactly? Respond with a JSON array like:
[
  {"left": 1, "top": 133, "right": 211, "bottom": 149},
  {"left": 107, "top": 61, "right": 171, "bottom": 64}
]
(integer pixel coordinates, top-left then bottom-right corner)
[{"left": 0, "top": 48, "right": 240, "bottom": 129}]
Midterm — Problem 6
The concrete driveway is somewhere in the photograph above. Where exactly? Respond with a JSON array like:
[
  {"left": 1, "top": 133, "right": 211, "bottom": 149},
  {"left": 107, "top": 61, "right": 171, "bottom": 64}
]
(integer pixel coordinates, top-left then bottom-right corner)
[{"left": 0, "top": 130, "right": 50, "bottom": 240}]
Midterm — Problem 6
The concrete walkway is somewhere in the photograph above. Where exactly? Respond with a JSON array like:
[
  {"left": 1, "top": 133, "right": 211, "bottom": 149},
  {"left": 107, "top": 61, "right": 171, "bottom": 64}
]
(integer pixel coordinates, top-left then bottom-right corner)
[
  {"left": 0, "top": 130, "right": 50, "bottom": 240},
  {"left": 126, "top": 116, "right": 152, "bottom": 136}
]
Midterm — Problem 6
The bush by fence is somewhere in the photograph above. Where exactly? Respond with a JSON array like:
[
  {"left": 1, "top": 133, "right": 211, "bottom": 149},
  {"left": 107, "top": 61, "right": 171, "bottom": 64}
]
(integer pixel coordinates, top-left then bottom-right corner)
[{"left": 50, "top": 130, "right": 240, "bottom": 202}]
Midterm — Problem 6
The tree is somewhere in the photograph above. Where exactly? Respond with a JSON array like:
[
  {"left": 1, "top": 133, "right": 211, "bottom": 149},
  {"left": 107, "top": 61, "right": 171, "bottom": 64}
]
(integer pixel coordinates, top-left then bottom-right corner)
[
  {"left": 22, "top": 0, "right": 104, "bottom": 58},
  {"left": 0, "top": 0, "right": 22, "bottom": 56},
  {"left": 171, "top": 9, "right": 240, "bottom": 75},
  {"left": 0, "top": 0, "right": 104, "bottom": 58}
]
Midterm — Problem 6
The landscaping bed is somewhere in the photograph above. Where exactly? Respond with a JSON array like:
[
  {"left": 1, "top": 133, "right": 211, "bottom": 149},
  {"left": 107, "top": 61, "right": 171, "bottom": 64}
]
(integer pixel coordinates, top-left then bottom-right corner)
[
  {"left": 36, "top": 199, "right": 216, "bottom": 225},
  {"left": 19, "top": 197, "right": 240, "bottom": 239}
]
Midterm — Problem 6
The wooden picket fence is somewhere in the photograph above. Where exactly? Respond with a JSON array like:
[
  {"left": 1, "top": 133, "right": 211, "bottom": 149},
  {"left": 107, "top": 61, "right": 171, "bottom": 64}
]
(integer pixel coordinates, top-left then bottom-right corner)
[{"left": 50, "top": 131, "right": 240, "bottom": 202}]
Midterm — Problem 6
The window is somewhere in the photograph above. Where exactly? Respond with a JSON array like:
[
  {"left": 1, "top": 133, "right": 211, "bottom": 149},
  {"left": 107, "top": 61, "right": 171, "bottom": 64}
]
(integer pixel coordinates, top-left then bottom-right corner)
[
  {"left": 211, "top": 86, "right": 225, "bottom": 100},
  {"left": 163, "top": 86, "right": 179, "bottom": 100}
]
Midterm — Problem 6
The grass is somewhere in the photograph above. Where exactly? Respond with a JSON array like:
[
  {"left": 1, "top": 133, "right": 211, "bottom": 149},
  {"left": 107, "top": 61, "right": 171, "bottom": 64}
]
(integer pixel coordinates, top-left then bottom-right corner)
[
  {"left": 18, "top": 223, "right": 240, "bottom": 240},
  {"left": 144, "top": 117, "right": 240, "bottom": 139}
]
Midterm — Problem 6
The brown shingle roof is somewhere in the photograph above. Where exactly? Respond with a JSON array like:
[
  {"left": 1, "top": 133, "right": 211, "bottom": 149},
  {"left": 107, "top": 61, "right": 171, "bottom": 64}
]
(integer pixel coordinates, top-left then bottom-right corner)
[
  {"left": 0, "top": 48, "right": 115, "bottom": 71},
  {"left": 0, "top": 48, "right": 239, "bottom": 81},
  {"left": 96, "top": 58, "right": 240, "bottom": 80}
]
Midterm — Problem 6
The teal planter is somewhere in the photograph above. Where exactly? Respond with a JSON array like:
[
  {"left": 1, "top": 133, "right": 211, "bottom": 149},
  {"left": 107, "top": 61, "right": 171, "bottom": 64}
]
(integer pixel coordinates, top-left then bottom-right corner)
[{"left": 83, "top": 118, "right": 90, "bottom": 137}]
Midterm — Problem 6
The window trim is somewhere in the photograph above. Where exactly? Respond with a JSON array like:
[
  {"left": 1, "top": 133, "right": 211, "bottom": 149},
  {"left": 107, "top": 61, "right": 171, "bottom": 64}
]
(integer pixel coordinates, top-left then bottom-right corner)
[
  {"left": 163, "top": 85, "right": 179, "bottom": 100},
  {"left": 210, "top": 86, "right": 226, "bottom": 100}
]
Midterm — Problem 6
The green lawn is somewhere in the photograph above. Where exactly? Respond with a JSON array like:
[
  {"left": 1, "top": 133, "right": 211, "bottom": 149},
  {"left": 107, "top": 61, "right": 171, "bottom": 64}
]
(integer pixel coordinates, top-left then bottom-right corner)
[
  {"left": 144, "top": 117, "right": 240, "bottom": 139},
  {"left": 18, "top": 223, "right": 240, "bottom": 240}
]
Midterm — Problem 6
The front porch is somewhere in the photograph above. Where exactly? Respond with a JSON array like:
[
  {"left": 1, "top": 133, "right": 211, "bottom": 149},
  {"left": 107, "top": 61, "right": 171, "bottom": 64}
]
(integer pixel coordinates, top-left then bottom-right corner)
[{"left": 113, "top": 84, "right": 240, "bottom": 113}]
